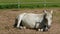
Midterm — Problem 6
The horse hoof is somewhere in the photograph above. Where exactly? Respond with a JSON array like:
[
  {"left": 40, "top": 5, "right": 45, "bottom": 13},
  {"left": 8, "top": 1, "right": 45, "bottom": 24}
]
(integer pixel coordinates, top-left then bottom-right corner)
[
  {"left": 23, "top": 26, "right": 26, "bottom": 29},
  {"left": 38, "top": 29, "right": 43, "bottom": 32}
]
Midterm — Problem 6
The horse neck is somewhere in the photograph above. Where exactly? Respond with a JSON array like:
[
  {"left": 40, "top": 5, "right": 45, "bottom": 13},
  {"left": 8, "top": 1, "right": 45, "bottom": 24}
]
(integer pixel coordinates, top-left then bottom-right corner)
[
  {"left": 40, "top": 13, "right": 48, "bottom": 27},
  {"left": 43, "top": 13, "right": 47, "bottom": 19}
]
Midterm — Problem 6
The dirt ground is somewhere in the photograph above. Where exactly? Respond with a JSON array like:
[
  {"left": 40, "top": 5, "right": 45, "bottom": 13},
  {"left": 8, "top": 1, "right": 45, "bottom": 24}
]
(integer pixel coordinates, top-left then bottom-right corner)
[{"left": 0, "top": 8, "right": 60, "bottom": 34}]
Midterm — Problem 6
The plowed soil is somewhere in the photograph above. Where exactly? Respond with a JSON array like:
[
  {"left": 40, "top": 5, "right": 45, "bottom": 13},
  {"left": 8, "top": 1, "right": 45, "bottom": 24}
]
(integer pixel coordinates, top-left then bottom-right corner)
[{"left": 0, "top": 8, "right": 60, "bottom": 34}]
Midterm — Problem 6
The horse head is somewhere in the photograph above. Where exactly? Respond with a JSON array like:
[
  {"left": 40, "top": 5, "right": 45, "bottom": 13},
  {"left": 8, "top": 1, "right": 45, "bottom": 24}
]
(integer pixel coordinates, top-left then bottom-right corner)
[{"left": 42, "top": 10, "right": 53, "bottom": 31}]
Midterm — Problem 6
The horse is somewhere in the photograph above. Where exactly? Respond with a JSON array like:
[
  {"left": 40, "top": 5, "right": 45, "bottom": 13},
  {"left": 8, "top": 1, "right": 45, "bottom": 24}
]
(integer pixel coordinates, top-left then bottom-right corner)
[{"left": 14, "top": 10, "right": 53, "bottom": 31}]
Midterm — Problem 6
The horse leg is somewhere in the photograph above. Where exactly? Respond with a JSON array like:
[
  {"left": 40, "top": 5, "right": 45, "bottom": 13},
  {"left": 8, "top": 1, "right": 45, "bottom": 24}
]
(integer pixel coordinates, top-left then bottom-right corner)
[
  {"left": 17, "top": 13, "right": 26, "bottom": 28},
  {"left": 17, "top": 16, "right": 23, "bottom": 28},
  {"left": 14, "top": 18, "right": 23, "bottom": 29},
  {"left": 43, "top": 25, "right": 48, "bottom": 32},
  {"left": 37, "top": 28, "right": 43, "bottom": 32},
  {"left": 17, "top": 19, "right": 21, "bottom": 28},
  {"left": 16, "top": 20, "right": 24, "bottom": 29}
]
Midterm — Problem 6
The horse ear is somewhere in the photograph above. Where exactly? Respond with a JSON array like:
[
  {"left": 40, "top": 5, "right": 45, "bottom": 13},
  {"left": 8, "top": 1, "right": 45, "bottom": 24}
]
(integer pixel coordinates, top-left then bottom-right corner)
[
  {"left": 43, "top": 10, "right": 47, "bottom": 13},
  {"left": 51, "top": 10, "right": 53, "bottom": 14}
]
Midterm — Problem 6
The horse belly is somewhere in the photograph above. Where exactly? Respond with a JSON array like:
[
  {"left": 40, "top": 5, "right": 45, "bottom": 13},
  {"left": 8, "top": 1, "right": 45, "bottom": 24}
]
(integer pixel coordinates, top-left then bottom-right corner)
[{"left": 22, "top": 15, "right": 36, "bottom": 28}]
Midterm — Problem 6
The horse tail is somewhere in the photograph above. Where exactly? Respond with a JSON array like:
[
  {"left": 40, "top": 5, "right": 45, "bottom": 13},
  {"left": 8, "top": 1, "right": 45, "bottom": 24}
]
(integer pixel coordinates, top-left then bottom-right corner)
[{"left": 16, "top": 13, "right": 26, "bottom": 28}]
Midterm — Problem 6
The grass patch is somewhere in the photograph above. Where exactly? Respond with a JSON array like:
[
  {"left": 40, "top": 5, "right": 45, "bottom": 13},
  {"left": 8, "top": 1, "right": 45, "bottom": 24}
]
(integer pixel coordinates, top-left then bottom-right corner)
[
  {"left": 20, "top": 3, "right": 60, "bottom": 8},
  {"left": 0, "top": 3, "right": 60, "bottom": 9},
  {"left": 0, "top": 4, "right": 18, "bottom": 9},
  {"left": 0, "top": 0, "right": 60, "bottom": 9}
]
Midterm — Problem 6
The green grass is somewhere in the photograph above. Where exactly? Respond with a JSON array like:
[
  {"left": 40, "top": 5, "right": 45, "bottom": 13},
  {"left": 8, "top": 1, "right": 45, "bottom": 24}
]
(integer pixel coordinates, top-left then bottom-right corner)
[
  {"left": 20, "top": 0, "right": 60, "bottom": 2},
  {"left": 0, "top": 0, "right": 60, "bottom": 8},
  {"left": 20, "top": 3, "right": 60, "bottom": 8},
  {"left": 0, "top": 0, "right": 60, "bottom": 4},
  {"left": 0, "top": 3, "right": 60, "bottom": 9},
  {"left": 0, "top": 0, "right": 18, "bottom": 3},
  {"left": 0, "top": 0, "right": 60, "bottom": 3}
]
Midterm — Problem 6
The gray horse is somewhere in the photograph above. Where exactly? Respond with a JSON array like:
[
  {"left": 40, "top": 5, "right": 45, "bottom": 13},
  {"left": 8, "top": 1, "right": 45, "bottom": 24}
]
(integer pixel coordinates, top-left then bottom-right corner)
[{"left": 14, "top": 10, "right": 53, "bottom": 31}]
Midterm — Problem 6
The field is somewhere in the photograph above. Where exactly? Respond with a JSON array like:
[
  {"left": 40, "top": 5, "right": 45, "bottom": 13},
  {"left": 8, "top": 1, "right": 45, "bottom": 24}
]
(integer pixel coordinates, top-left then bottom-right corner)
[
  {"left": 0, "top": 0, "right": 60, "bottom": 34},
  {"left": 0, "top": 8, "right": 60, "bottom": 34},
  {"left": 0, "top": 0, "right": 60, "bottom": 3},
  {"left": 0, "top": 0, "right": 60, "bottom": 8}
]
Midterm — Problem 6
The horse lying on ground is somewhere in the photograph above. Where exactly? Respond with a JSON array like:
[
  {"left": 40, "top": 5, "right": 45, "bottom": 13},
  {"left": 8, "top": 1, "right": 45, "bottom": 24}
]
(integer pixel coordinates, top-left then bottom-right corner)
[{"left": 14, "top": 10, "right": 53, "bottom": 32}]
